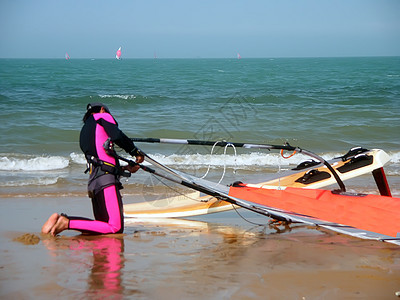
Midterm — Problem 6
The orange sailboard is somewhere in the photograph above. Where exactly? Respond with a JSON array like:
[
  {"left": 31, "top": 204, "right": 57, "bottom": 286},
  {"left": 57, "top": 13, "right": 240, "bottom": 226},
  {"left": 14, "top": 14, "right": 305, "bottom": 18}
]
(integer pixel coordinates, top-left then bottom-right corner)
[
  {"left": 118, "top": 138, "right": 398, "bottom": 244},
  {"left": 124, "top": 148, "right": 391, "bottom": 218}
]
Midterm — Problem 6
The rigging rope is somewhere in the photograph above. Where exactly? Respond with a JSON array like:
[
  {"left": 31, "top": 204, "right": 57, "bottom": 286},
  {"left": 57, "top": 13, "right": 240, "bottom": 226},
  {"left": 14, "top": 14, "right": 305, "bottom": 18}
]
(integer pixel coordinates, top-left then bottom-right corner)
[
  {"left": 280, "top": 148, "right": 297, "bottom": 159},
  {"left": 216, "top": 143, "right": 237, "bottom": 185},
  {"left": 232, "top": 204, "right": 267, "bottom": 226},
  {"left": 200, "top": 141, "right": 238, "bottom": 186},
  {"left": 200, "top": 141, "right": 220, "bottom": 179},
  {"left": 150, "top": 173, "right": 213, "bottom": 203}
]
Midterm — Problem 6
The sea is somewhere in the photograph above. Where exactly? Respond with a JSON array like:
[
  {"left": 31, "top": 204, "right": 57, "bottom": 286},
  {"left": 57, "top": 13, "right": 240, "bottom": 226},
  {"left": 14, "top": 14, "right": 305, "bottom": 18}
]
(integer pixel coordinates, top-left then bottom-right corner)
[{"left": 1, "top": 57, "right": 399, "bottom": 199}]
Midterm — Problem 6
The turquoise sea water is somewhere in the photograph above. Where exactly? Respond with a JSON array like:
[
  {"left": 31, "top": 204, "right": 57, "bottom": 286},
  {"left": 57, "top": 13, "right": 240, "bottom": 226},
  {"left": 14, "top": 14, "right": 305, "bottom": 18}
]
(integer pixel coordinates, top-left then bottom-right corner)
[{"left": 0, "top": 57, "right": 399, "bottom": 196}]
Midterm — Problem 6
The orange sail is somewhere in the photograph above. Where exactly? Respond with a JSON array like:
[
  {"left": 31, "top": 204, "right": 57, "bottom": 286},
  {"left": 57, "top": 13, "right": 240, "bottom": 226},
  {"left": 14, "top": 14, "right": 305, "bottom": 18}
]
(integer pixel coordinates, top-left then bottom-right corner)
[{"left": 229, "top": 185, "right": 400, "bottom": 238}]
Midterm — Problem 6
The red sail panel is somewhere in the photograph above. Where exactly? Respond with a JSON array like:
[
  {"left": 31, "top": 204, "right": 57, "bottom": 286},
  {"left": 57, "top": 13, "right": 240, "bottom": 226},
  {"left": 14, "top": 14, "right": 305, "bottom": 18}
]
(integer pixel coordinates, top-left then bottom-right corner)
[{"left": 229, "top": 186, "right": 400, "bottom": 238}]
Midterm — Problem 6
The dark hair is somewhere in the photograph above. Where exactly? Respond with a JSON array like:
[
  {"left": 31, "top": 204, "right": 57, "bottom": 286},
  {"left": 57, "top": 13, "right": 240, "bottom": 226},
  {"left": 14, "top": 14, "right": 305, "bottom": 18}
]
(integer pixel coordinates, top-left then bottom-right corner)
[{"left": 82, "top": 102, "right": 109, "bottom": 122}]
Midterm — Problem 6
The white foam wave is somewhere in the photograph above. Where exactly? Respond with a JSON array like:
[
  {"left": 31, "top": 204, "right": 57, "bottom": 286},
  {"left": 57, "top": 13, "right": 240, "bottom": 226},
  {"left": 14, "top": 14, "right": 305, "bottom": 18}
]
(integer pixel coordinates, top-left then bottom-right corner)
[
  {"left": 69, "top": 150, "right": 400, "bottom": 169},
  {"left": 150, "top": 152, "right": 317, "bottom": 168},
  {"left": 70, "top": 152, "right": 87, "bottom": 165},
  {"left": 387, "top": 170, "right": 400, "bottom": 176},
  {"left": 388, "top": 151, "right": 400, "bottom": 163},
  {"left": 99, "top": 94, "right": 137, "bottom": 100},
  {"left": 68, "top": 151, "right": 305, "bottom": 168},
  {"left": 146, "top": 151, "right": 400, "bottom": 172},
  {"left": 0, "top": 155, "right": 69, "bottom": 171},
  {"left": 1, "top": 150, "right": 399, "bottom": 173},
  {"left": 2, "top": 177, "right": 60, "bottom": 187}
]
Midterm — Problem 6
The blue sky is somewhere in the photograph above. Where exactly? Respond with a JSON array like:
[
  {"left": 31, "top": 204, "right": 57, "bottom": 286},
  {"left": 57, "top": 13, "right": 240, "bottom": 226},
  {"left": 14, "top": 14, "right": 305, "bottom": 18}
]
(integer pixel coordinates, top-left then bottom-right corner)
[{"left": 1, "top": 0, "right": 399, "bottom": 58}]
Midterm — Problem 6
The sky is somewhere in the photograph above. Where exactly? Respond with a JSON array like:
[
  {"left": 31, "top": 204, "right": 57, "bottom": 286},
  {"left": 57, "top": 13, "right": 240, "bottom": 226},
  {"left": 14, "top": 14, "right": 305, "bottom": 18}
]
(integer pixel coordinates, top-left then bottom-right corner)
[{"left": 0, "top": 0, "right": 399, "bottom": 59}]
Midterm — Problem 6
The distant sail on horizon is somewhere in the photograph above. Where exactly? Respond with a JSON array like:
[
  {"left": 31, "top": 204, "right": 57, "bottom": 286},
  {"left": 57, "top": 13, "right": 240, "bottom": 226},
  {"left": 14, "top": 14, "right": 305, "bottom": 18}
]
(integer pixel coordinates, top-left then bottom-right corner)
[
  {"left": 116, "top": 47, "right": 122, "bottom": 60},
  {"left": 65, "top": 52, "right": 70, "bottom": 60},
  {"left": 237, "top": 52, "right": 241, "bottom": 59}
]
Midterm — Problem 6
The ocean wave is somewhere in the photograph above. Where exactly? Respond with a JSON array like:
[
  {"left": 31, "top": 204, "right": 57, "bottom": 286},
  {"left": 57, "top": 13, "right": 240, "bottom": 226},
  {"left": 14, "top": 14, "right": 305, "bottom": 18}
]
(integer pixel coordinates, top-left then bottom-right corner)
[
  {"left": 62, "top": 152, "right": 329, "bottom": 168},
  {"left": 2, "top": 176, "right": 60, "bottom": 187},
  {"left": 1, "top": 151, "right": 399, "bottom": 190},
  {"left": 70, "top": 152, "right": 87, "bottom": 165},
  {"left": 387, "top": 170, "right": 400, "bottom": 176},
  {"left": 1, "top": 150, "right": 400, "bottom": 172},
  {"left": 388, "top": 151, "right": 400, "bottom": 163},
  {"left": 0, "top": 155, "right": 69, "bottom": 171},
  {"left": 99, "top": 94, "right": 139, "bottom": 100},
  {"left": 146, "top": 151, "right": 400, "bottom": 169},
  {"left": 150, "top": 152, "right": 313, "bottom": 168}
]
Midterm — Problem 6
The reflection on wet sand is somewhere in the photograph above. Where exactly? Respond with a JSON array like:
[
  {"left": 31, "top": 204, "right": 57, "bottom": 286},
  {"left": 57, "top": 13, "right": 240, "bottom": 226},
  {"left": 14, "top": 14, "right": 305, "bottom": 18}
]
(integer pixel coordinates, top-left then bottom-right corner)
[
  {"left": 35, "top": 218, "right": 400, "bottom": 299},
  {"left": 42, "top": 235, "right": 137, "bottom": 298},
  {"left": 85, "top": 237, "right": 124, "bottom": 297},
  {"left": 125, "top": 219, "right": 400, "bottom": 299}
]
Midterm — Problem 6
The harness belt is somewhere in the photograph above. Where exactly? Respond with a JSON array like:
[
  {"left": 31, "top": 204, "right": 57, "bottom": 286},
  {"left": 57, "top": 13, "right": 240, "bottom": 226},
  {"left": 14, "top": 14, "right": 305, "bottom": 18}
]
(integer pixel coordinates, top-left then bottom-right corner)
[
  {"left": 84, "top": 155, "right": 131, "bottom": 178},
  {"left": 84, "top": 155, "right": 130, "bottom": 198}
]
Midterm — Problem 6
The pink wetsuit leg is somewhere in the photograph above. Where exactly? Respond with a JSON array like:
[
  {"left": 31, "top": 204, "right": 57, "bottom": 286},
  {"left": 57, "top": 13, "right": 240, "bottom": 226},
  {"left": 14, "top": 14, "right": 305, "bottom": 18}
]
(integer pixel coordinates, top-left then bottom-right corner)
[{"left": 69, "top": 185, "right": 123, "bottom": 234}]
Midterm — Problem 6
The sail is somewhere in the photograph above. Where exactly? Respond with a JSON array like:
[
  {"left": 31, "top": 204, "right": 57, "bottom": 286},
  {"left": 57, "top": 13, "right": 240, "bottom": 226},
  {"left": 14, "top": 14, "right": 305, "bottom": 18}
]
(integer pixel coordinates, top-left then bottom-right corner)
[
  {"left": 237, "top": 52, "right": 241, "bottom": 59},
  {"left": 65, "top": 52, "right": 70, "bottom": 60},
  {"left": 116, "top": 47, "right": 122, "bottom": 60}
]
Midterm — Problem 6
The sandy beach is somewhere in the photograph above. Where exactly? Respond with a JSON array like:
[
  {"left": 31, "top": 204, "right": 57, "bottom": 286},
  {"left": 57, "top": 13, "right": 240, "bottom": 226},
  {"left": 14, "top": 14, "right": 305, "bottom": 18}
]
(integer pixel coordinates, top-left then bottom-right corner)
[{"left": 1, "top": 195, "right": 399, "bottom": 299}]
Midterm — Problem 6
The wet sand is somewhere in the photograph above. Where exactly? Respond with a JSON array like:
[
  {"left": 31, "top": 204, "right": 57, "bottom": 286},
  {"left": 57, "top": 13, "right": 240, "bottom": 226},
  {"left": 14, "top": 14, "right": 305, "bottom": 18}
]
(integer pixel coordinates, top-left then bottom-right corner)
[{"left": 1, "top": 196, "right": 399, "bottom": 299}]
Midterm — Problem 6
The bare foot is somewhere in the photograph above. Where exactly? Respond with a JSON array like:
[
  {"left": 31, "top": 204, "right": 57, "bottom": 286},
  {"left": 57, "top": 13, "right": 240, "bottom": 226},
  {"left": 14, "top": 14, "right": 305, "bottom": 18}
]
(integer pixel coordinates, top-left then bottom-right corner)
[
  {"left": 41, "top": 213, "right": 59, "bottom": 234},
  {"left": 50, "top": 215, "right": 69, "bottom": 236}
]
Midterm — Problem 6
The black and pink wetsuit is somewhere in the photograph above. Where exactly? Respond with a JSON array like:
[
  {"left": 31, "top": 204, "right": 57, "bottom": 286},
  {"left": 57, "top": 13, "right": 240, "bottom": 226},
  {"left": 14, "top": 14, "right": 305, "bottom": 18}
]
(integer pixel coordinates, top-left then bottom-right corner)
[{"left": 66, "top": 112, "right": 138, "bottom": 234}]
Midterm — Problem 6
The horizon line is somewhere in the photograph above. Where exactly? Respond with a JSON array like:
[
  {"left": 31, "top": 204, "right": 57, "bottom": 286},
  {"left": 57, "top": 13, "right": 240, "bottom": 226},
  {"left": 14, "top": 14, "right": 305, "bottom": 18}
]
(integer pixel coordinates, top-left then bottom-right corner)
[{"left": 1, "top": 55, "right": 399, "bottom": 60}]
